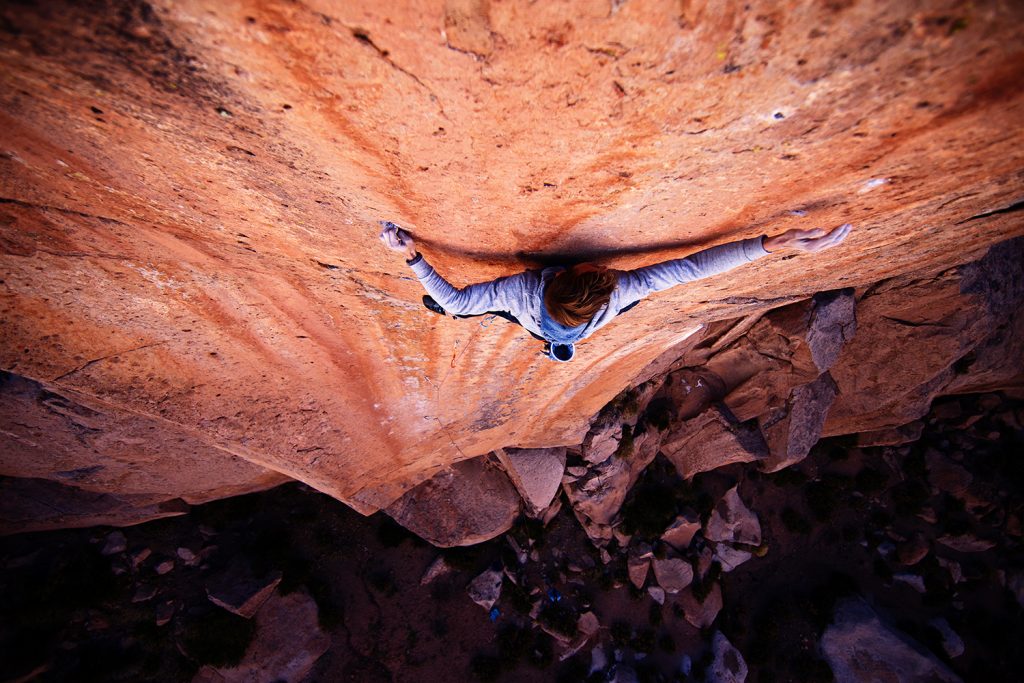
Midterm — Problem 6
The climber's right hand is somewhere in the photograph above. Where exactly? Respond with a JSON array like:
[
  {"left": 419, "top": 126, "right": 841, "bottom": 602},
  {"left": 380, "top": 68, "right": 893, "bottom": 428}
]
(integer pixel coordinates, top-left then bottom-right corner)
[{"left": 379, "top": 221, "right": 417, "bottom": 261}]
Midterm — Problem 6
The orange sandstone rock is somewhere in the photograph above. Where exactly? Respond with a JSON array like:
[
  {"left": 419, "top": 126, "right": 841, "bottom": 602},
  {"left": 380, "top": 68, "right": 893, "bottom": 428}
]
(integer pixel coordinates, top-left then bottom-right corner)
[{"left": 1, "top": 1, "right": 1022, "bottom": 527}]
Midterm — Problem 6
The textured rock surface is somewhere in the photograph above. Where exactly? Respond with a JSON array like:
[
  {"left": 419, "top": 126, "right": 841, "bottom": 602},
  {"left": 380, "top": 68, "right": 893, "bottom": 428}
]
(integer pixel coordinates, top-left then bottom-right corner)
[
  {"left": 707, "top": 631, "right": 748, "bottom": 683},
  {"left": 825, "top": 237, "right": 1024, "bottom": 436},
  {"left": 704, "top": 486, "right": 761, "bottom": 546},
  {"left": 192, "top": 590, "right": 330, "bottom": 683},
  {"left": 205, "top": 563, "right": 283, "bottom": 619},
  {"left": 494, "top": 447, "right": 566, "bottom": 515},
  {"left": 651, "top": 557, "right": 693, "bottom": 594},
  {"left": 759, "top": 371, "right": 839, "bottom": 472},
  {"left": 384, "top": 454, "right": 519, "bottom": 547},
  {"left": 1, "top": 0, "right": 1023, "bottom": 523},
  {"left": 821, "top": 598, "right": 962, "bottom": 683},
  {"left": 660, "top": 404, "right": 768, "bottom": 479},
  {"left": 0, "top": 372, "right": 289, "bottom": 534}
]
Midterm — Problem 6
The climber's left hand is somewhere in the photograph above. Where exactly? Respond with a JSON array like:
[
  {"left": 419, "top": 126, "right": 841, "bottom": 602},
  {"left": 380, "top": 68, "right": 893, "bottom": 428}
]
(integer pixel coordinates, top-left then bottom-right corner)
[{"left": 763, "top": 223, "right": 851, "bottom": 253}]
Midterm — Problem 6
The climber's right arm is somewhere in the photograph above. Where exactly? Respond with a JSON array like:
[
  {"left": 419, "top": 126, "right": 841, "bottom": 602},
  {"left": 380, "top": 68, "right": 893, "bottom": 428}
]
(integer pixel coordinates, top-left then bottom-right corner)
[
  {"left": 379, "top": 221, "right": 525, "bottom": 316},
  {"left": 406, "top": 255, "right": 526, "bottom": 316}
]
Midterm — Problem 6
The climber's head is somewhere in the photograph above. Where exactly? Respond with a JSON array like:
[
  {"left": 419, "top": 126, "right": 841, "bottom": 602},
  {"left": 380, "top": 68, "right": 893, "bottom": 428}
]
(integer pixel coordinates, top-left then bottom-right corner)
[{"left": 543, "top": 263, "right": 617, "bottom": 327}]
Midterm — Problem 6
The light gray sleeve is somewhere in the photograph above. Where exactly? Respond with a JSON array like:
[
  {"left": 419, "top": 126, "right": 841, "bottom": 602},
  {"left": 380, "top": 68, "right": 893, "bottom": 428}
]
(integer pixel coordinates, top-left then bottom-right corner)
[
  {"left": 408, "top": 255, "right": 530, "bottom": 316},
  {"left": 614, "top": 236, "right": 769, "bottom": 308}
]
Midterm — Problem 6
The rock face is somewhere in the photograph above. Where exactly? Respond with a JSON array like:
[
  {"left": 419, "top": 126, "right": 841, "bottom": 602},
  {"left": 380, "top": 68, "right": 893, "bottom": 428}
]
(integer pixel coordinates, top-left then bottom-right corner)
[
  {"left": 821, "top": 598, "right": 962, "bottom": 683},
  {"left": 192, "top": 590, "right": 330, "bottom": 683},
  {"left": 384, "top": 454, "right": 520, "bottom": 547},
  {"left": 1, "top": 0, "right": 1023, "bottom": 528}
]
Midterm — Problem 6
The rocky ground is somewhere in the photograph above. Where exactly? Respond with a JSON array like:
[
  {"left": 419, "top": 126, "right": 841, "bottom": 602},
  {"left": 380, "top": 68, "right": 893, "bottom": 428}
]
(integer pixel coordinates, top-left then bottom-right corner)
[{"left": 2, "top": 389, "right": 1022, "bottom": 682}]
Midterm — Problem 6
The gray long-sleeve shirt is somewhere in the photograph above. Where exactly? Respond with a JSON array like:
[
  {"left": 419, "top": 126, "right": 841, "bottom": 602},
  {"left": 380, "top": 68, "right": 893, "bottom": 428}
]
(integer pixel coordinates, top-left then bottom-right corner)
[{"left": 408, "top": 236, "right": 770, "bottom": 342}]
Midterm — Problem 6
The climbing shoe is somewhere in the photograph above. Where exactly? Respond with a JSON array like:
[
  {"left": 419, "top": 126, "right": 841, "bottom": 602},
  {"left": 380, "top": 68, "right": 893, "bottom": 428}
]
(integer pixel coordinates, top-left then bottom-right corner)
[{"left": 422, "top": 295, "right": 447, "bottom": 316}]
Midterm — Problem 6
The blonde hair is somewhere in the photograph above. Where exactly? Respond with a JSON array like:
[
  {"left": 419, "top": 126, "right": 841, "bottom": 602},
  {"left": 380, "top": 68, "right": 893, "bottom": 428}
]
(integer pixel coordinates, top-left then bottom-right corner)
[{"left": 543, "top": 265, "right": 617, "bottom": 327}]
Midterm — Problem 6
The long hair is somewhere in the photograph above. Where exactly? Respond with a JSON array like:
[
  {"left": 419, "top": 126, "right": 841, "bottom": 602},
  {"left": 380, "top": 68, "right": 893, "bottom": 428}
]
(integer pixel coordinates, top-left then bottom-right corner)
[{"left": 543, "top": 265, "right": 618, "bottom": 327}]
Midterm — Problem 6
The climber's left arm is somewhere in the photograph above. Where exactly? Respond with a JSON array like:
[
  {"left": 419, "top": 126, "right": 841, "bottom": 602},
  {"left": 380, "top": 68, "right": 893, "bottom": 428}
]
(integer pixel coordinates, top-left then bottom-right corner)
[{"left": 614, "top": 224, "right": 851, "bottom": 306}]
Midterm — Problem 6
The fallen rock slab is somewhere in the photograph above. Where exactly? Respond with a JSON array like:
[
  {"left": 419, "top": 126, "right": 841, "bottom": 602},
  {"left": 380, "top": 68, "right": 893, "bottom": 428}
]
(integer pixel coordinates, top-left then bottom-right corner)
[
  {"left": 679, "top": 583, "right": 723, "bottom": 629},
  {"left": 714, "top": 545, "right": 753, "bottom": 573},
  {"left": 895, "top": 533, "right": 930, "bottom": 566},
  {"left": 206, "top": 562, "right": 283, "bottom": 619},
  {"left": 385, "top": 454, "right": 520, "bottom": 547},
  {"left": 821, "top": 598, "right": 962, "bottom": 683},
  {"left": 467, "top": 567, "right": 503, "bottom": 611},
  {"left": 661, "top": 405, "right": 768, "bottom": 479},
  {"left": 928, "top": 618, "right": 965, "bottom": 659},
  {"left": 707, "top": 631, "right": 748, "bottom": 683},
  {"left": 652, "top": 557, "right": 693, "bottom": 594},
  {"left": 704, "top": 486, "right": 761, "bottom": 546},
  {"left": 627, "top": 556, "right": 650, "bottom": 590},
  {"left": 926, "top": 449, "right": 973, "bottom": 497},
  {"left": 856, "top": 421, "right": 925, "bottom": 447},
  {"left": 101, "top": 531, "right": 127, "bottom": 556},
  {"left": 419, "top": 556, "right": 451, "bottom": 586},
  {"left": 660, "top": 512, "right": 701, "bottom": 552},
  {"left": 192, "top": 590, "right": 329, "bottom": 683},
  {"left": 495, "top": 447, "right": 566, "bottom": 516},
  {"left": 937, "top": 534, "right": 996, "bottom": 553}
]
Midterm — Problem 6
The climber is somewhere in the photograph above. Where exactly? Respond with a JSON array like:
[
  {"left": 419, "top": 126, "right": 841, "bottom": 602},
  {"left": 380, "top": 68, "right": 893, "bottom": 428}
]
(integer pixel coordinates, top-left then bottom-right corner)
[{"left": 379, "top": 221, "right": 851, "bottom": 362}]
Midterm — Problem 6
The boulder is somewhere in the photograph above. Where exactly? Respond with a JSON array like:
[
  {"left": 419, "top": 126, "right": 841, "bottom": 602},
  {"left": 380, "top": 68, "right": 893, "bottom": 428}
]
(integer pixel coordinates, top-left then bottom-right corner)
[
  {"left": 385, "top": 454, "right": 520, "bottom": 547},
  {"left": 926, "top": 449, "right": 973, "bottom": 497},
  {"left": 661, "top": 405, "right": 768, "bottom": 480},
  {"left": 101, "top": 531, "right": 127, "bottom": 556},
  {"left": 155, "top": 600, "right": 176, "bottom": 627},
  {"left": 714, "top": 545, "right": 753, "bottom": 573},
  {"left": 627, "top": 556, "right": 650, "bottom": 590},
  {"left": 192, "top": 590, "right": 330, "bottom": 683},
  {"left": 928, "top": 618, "right": 964, "bottom": 659},
  {"left": 652, "top": 557, "right": 693, "bottom": 594},
  {"left": 578, "top": 611, "right": 600, "bottom": 637},
  {"left": 821, "top": 598, "right": 962, "bottom": 683},
  {"left": 177, "top": 547, "right": 199, "bottom": 566},
  {"left": 895, "top": 533, "right": 929, "bottom": 566},
  {"left": 759, "top": 373, "right": 839, "bottom": 472},
  {"left": 420, "top": 556, "right": 451, "bottom": 586},
  {"left": 704, "top": 486, "right": 761, "bottom": 546},
  {"left": 679, "top": 583, "right": 723, "bottom": 629},
  {"left": 706, "top": 631, "right": 748, "bottom": 683},
  {"left": 132, "top": 584, "right": 158, "bottom": 603},
  {"left": 467, "top": 567, "right": 503, "bottom": 611},
  {"left": 937, "top": 534, "right": 996, "bottom": 553},
  {"left": 893, "top": 573, "right": 926, "bottom": 593},
  {"left": 494, "top": 447, "right": 566, "bottom": 515},
  {"left": 206, "top": 562, "right": 283, "bottom": 619},
  {"left": 660, "top": 511, "right": 701, "bottom": 552}
]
